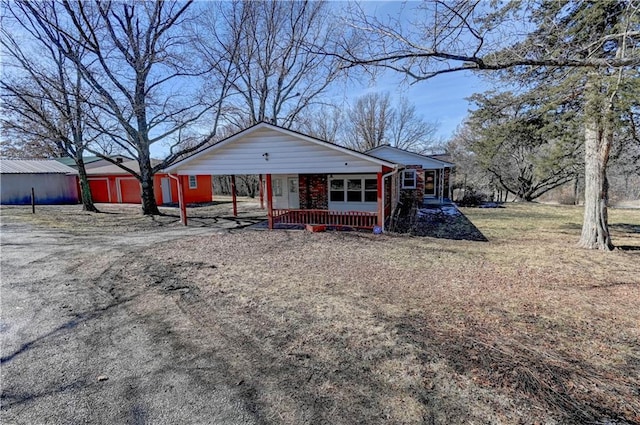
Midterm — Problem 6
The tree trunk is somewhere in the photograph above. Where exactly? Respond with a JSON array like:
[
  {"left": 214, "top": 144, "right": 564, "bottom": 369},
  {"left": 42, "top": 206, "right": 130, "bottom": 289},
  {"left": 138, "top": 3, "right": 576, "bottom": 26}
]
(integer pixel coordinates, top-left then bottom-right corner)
[
  {"left": 76, "top": 157, "right": 99, "bottom": 213},
  {"left": 578, "top": 112, "right": 614, "bottom": 251},
  {"left": 138, "top": 155, "right": 161, "bottom": 215}
]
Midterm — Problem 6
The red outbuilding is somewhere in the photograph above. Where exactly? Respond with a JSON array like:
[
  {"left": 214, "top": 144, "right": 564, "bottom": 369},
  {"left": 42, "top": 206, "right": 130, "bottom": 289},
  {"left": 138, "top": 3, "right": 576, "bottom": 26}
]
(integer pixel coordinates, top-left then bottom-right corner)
[{"left": 86, "top": 160, "right": 212, "bottom": 205}]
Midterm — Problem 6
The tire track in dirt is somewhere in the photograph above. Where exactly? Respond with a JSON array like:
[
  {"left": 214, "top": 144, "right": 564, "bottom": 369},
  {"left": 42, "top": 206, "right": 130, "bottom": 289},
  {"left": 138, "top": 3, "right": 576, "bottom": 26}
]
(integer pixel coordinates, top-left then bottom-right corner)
[{"left": 1, "top": 221, "right": 257, "bottom": 424}]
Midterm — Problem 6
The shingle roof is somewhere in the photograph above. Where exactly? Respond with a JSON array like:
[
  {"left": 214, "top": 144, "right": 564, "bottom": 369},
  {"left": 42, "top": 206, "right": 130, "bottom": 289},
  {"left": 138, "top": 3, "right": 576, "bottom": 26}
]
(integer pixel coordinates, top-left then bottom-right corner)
[
  {"left": 55, "top": 155, "right": 133, "bottom": 168},
  {"left": 55, "top": 156, "right": 103, "bottom": 167},
  {"left": 86, "top": 159, "right": 163, "bottom": 175},
  {"left": 0, "top": 159, "right": 78, "bottom": 174}
]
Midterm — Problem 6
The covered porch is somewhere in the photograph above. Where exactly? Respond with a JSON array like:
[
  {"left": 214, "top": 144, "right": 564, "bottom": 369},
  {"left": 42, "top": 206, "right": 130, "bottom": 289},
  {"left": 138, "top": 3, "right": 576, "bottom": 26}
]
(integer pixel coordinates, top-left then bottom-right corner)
[{"left": 165, "top": 123, "right": 401, "bottom": 231}]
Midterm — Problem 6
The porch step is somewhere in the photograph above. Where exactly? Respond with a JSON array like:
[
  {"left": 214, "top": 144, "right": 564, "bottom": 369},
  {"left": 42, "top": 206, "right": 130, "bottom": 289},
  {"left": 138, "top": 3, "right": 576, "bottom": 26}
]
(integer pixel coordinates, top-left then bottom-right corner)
[{"left": 305, "top": 224, "right": 327, "bottom": 233}]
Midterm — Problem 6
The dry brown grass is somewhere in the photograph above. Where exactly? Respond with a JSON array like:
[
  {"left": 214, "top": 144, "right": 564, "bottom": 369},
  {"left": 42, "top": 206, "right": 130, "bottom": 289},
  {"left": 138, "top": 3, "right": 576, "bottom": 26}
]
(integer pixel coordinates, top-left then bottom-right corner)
[{"left": 2, "top": 201, "right": 639, "bottom": 424}]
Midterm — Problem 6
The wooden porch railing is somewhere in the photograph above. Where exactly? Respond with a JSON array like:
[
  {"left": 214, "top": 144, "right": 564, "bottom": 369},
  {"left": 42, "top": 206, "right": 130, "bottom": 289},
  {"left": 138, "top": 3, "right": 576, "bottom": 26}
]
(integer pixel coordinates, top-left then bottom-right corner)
[{"left": 272, "top": 209, "right": 377, "bottom": 229}]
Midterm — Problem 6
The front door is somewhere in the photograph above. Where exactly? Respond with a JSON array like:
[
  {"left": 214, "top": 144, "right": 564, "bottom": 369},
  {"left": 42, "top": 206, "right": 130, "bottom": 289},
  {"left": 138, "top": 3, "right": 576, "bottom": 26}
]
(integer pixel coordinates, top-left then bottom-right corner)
[
  {"left": 424, "top": 170, "right": 437, "bottom": 197},
  {"left": 287, "top": 177, "right": 300, "bottom": 209},
  {"left": 161, "top": 177, "right": 172, "bottom": 204}
]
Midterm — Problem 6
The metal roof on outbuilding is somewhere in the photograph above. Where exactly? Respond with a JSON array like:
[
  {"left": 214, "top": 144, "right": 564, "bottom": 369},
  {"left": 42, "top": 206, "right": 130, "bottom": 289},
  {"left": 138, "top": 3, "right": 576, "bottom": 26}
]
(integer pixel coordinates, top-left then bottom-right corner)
[{"left": 0, "top": 159, "right": 78, "bottom": 174}]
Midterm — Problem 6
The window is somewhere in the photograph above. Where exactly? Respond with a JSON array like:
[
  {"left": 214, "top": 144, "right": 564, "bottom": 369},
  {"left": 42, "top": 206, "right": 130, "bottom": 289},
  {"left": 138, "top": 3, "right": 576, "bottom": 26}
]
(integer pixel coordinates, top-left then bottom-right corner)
[
  {"left": 364, "top": 179, "right": 378, "bottom": 202},
  {"left": 347, "top": 179, "right": 362, "bottom": 202},
  {"left": 329, "top": 176, "right": 377, "bottom": 203},
  {"left": 272, "top": 179, "right": 282, "bottom": 196},
  {"left": 188, "top": 175, "right": 197, "bottom": 189},
  {"left": 330, "top": 179, "right": 344, "bottom": 201},
  {"left": 401, "top": 170, "right": 417, "bottom": 189}
]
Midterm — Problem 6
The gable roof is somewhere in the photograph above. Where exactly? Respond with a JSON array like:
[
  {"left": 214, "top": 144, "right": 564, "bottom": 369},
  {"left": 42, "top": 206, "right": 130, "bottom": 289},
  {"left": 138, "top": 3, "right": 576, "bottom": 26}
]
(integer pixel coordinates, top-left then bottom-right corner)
[
  {"left": 366, "top": 145, "right": 454, "bottom": 168},
  {"left": 0, "top": 159, "right": 78, "bottom": 174},
  {"left": 165, "top": 122, "right": 398, "bottom": 175}
]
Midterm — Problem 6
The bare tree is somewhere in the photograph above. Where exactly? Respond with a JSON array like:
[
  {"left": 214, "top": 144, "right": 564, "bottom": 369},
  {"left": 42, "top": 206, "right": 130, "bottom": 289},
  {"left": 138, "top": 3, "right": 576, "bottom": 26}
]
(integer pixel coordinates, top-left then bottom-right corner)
[
  {"left": 192, "top": 0, "right": 344, "bottom": 129},
  {"left": 14, "top": 0, "right": 219, "bottom": 215},
  {"left": 333, "top": 0, "right": 640, "bottom": 250},
  {"left": 344, "top": 92, "right": 438, "bottom": 152},
  {"left": 389, "top": 97, "right": 439, "bottom": 153},
  {"left": 1, "top": 14, "right": 99, "bottom": 212},
  {"left": 294, "top": 104, "right": 345, "bottom": 143},
  {"left": 345, "top": 92, "right": 393, "bottom": 151}
]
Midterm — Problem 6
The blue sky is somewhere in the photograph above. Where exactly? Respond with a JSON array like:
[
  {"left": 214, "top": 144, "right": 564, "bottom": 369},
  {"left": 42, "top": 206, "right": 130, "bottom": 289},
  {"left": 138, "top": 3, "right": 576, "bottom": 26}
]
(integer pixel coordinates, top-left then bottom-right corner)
[
  {"left": 150, "top": 1, "right": 493, "bottom": 157},
  {"left": 335, "top": 1, "right": 492, "bottom": 143},
  {"left": 335, "top": 68, "right": 488, "bottom": 143}
]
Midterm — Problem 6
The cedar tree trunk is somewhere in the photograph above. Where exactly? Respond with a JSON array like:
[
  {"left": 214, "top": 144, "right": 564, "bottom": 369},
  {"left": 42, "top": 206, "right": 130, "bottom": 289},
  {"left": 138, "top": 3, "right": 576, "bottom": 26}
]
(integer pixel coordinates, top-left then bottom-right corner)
[{"left": 578, "top": 111, "right": 614, "bottom": 251}]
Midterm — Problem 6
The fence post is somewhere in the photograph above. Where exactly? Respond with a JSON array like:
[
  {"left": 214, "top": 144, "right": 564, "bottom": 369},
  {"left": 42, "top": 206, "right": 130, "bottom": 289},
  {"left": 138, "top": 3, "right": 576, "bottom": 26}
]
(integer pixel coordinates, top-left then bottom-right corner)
[{"left": 31, "top": 187, "right": 35, "bottom": 214}]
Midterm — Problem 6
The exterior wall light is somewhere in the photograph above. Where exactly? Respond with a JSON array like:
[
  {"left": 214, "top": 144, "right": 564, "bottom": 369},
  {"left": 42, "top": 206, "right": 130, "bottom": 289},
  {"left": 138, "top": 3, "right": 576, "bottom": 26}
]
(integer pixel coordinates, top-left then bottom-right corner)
[{"left": 263, "top": 152, "right": 269, "bottom": 161}]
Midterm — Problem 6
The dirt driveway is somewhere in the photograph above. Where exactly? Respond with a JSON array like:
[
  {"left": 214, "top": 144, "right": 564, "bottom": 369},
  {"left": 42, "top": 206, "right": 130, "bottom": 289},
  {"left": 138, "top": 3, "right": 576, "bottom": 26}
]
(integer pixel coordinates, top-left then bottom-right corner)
[
  {"left": 2, "top": 202, "right": 639, "bottom": 424},
  {"left": 1, "top": 204, "right": 260, "bottom": 424}
]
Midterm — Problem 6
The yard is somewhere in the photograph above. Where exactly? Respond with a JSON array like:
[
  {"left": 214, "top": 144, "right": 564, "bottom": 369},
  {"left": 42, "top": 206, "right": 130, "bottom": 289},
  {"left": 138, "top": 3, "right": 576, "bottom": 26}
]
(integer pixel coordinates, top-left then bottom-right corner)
[{"left": 1, "top": 200, "right": 639, "bottom": 424}]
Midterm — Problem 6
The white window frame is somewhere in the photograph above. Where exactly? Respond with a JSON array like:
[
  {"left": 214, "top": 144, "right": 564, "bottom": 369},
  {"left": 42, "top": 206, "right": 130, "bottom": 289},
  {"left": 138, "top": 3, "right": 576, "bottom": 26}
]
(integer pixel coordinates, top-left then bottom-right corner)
[
  {"left": 188, "top": 175, "right": 197, "bottom": 189},
  {"left": 329, "top": 176, "right": 378, "bottom": 203},
  {"left": 401, "top": 169, "right": 417, "bottom": 189}
]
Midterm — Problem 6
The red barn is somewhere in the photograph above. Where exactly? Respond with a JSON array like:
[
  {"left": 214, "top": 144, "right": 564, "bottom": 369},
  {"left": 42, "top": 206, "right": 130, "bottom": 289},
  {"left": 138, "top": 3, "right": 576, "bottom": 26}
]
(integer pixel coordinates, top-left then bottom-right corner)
[{"left": 86, "top": 160, "right": 212, "bottom": 205}]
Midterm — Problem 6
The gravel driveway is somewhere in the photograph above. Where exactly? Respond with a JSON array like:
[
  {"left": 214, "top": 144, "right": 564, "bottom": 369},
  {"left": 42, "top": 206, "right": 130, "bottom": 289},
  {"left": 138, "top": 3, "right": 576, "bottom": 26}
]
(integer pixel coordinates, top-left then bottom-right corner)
[{"left": 1, "top": 210, "right": 257, "bottom": 424}]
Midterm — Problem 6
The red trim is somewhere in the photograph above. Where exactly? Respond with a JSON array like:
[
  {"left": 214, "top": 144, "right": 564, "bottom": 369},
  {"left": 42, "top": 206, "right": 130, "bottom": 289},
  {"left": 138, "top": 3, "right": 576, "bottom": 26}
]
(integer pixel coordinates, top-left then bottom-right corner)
[
  {"left": 231, "top": 175, "right": 237, "bottom": 217},
  {"left": 266, "top": 174, "right": 273, "bottom": 230},
  {"left": 259, "top": 174, "right": 264, "bottom": 209},
  {"left": 273, "top": 209, "right": 377, "bottom": 229},
  {"left": 377, "top": 172, "right": 383, "bottom": 228}
]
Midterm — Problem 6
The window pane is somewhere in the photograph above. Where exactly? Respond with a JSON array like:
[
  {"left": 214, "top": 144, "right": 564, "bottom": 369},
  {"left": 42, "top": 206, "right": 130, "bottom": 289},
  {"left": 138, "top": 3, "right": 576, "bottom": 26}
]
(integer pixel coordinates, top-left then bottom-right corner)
[
  {"left": 273, "top": 179, "right": 282, "bottom": 196},
  {"left": 347, "top": 191, "right": 362, "bottom": 202},
  {"left": 330, "top": 179, "right": 343, "bottom": 190},
  {"left": 330, "top": 191, "right": 344, "bottom": 202},
  {"left": 289, "top": 179, "right": 298, "bottom": 193},
  {"left": 364, "top": 191, "right": 377, "bottom": 202},
  {"left": 364, "top": 179, "right": 377, "bottom": 190},
  {"left": 402, "top": 170, "right": 416, "bottom": 188},
  {"left": 347, "top": 179, "right": 361, "bottom": 190}
]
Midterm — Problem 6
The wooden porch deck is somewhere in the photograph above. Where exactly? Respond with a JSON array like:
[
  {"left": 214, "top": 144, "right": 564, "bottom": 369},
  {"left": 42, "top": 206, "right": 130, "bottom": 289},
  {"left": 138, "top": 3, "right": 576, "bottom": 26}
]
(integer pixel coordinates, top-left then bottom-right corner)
[{"left": 272, "top": 209, "right": 378, "bottom": 229}]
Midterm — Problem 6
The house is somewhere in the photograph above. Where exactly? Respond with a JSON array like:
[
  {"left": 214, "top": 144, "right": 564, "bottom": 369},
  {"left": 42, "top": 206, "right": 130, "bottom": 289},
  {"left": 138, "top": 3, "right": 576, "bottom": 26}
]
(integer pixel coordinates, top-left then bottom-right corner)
[
  {"left": 0, "top": 159, "right": 78, "bottom": 205},
  {"left": 367, "top": 145, "right": 454, "bottom": 204},
  {"left": 86, "top": 160, "right": 213, "bottom": 205},
  {"left": 165, "top": 122, "right": 404, "bottom": 229}
]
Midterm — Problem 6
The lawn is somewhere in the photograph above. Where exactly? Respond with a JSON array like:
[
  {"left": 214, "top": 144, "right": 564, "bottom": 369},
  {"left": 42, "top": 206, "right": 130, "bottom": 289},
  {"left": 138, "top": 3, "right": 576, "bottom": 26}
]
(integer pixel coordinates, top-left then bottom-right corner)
[{"left": 2, "top": 201, "right": 639, "bottom": 424}]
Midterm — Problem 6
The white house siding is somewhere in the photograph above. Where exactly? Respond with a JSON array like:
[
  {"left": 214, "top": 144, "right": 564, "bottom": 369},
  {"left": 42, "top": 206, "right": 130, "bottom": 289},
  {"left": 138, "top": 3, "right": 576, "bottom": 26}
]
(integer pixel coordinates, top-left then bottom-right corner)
[
  {"left": 367, "top": 146, "right": 448, "bottom": 169},
  {"left": 173, "top": 128, "right": 385, "bottom": 175},
  {"left": 1, "top": 174, "right": 78, "bottom": 205}
]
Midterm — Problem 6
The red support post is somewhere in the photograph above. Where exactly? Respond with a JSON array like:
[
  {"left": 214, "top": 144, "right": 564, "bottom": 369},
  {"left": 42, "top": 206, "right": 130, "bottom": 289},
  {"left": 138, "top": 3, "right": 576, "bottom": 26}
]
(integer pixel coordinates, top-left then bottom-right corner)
[
  {"left": 230, "top": 175, "right": 238, "bottom": 217},
  {"left": 266, "top": 174, "right": 273, "bottom": 230},
  {"left": 377, "top": 171, "right": 383, "bottom": 229},
  {"left": 259, "top": 174, "right": 264, "bottom": 209},
  {"left": 178, "top": 175, "right": 188, "bottom": 226}
]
